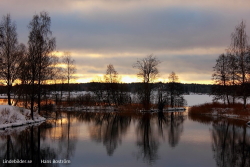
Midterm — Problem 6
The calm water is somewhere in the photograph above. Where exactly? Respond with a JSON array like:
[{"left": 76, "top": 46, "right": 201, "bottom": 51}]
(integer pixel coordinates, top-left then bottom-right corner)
[{"left": 0, "top": 110, "right": 249, "bottom": 167}]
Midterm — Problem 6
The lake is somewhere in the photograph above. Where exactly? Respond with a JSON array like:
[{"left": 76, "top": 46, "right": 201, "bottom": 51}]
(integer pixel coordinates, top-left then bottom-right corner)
[{"left": 0, "top": 109, "right": 249, "bottom": 167}]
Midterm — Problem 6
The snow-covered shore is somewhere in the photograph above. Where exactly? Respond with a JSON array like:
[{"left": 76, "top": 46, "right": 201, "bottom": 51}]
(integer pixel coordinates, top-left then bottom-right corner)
[
  {"left": 0, "top": 105, "right": 46, "bottom": 129},
  {"left": 210, "top": 108, "right": 250, "bottom": 122}
]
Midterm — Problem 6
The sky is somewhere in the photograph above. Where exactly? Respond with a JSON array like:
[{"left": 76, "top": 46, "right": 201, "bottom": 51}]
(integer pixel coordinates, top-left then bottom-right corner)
[{"left": 1, "top": 0, "right": 250, "bottom": 84}]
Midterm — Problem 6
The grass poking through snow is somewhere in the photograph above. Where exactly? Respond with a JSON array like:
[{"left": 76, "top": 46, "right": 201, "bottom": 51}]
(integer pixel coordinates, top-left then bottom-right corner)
[{"left": 189, "top": 102, "right": 250, "bottom": 121}]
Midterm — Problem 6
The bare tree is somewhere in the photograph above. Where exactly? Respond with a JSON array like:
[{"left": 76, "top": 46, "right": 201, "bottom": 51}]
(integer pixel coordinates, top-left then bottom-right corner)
[
  {"left": 227, "top": 52, "right": 238, "bottom": 104},
  {"left": 53, "top": 66, "right": 66, "bottom": 102},
  {"left": 103, "top": 64, "right": 128, "bottom": 106},
  {"left": 104, "top": 64, "right": 118, "bottom": 105},
  {"left": 157, "top": 82, "right": 167, "bottom": 111},
  {"left": 133, "top": 55, "right": 160, "bottom": 110},
  {"left": 62, "top": 52, "right": 76, "bottom": 100},
  {"left": 16, "top": 47, "right": 30, "bottom": 108},
  {"left": 89, "top": 76, "right": 105, "bottom": 105},
  {"left": 168, "top": 71, "right": 179, "bottom": 82},
  {"left": 230, "top": 21, "right": 250, "bottom": 108},
  {"left": 167, "top": 72, "right": 184, "bottom": 108},
  {"left": 212, "top": 54, "right": 230, "bottom": 104},
  {"left": 133, "top": 54, "right": 160, "bottom": 83},
  {"left": 0, "top": 14, "right": 24, "bottom": 105},
  {"left": 104, "top": 64, "right": 119, "bottom": 83},
  {"left": 211, "top": 21, "right": 250, "bottom": 108},
  {"left": 27, "top": 11, "right": 56, "bottom": 118},
  {"left": 41, "top": 55, "right": 58, "bottom": 107}
]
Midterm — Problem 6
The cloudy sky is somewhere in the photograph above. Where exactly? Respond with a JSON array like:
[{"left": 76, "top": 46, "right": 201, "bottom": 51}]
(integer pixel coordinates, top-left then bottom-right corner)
[{"left": 1, "top": 0, "right": 250, "bottom": 84}]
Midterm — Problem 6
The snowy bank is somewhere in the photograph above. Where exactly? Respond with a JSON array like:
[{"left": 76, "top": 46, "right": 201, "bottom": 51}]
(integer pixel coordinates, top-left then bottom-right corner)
[
  {"left": 0, "top": 122, "right": 44, "bottom": 136},
  {"left": 189, "top": 103, "right": 250, "bottom": 123},
  {"left": 0, "top": 105, "right": 46, "bottom": 129},
  {"left": 140, "top": 107, "right": 186, "bottom": 113},
  {"left": 210, "top": 108, "right": 250, "bottom": 121}
]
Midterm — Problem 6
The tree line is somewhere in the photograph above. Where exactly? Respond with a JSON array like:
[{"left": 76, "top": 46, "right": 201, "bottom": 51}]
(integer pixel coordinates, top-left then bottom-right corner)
[
  {"left": 212, "top": 21, "right": 250, "bottom": 109},
  {"left": 0, "top": 12, "right": 76, "bottom": 119},
  {"left": 89, "top": 55, "right": 186, "bottom": 111}
]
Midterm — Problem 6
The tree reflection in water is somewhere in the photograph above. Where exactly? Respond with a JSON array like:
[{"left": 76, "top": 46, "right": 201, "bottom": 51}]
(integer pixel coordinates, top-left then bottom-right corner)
[
  {"left": 0, "top": 110, "right": 186, "bottom": 166},
  {"left": 136, "top": 113, "right": 159, "bottom": 165},
  {"left": 168, "top": 112, "right": 184, "bottom": 147},
  {"left": 0, "top": 126, "right": 58, "bottom": 167},
  {"left": 189, "top": 114, "right": 250, "bottom": 167},
  {"left": 136, "top": 112, "right": 186, "bottom": 165},
  {"left": 54, "top": 111, "right": 77, "bottom": 161},
  {"left": 212, "top": 121, "right": 250, "bottom": 167},
  {"left": 2, "top": 109, "right": 250, "bottom": 166},
  {"left": 0, "top": 110, "right": 79, "bottom": 167},
  {"left": 77, "top": 110, "right": 186, "bottom": 164},
  {"left": 78, "top": 112, "right": 131, "bottom": 156}
]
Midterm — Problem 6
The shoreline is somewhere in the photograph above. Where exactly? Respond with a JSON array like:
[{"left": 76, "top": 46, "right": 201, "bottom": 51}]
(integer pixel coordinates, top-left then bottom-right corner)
[
  {"left": 0, "top": 105, "right": 46, "bottom": 130},
  {"left": 188, "top": 102, "right": 250, "bottom": 125}
]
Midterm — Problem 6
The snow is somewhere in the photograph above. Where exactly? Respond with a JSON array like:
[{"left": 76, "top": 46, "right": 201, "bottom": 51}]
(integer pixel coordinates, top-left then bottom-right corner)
[
  {"left": 207, "top": 108, "right": 250, "bottom": 121},
  {"left": 0, "top": 105, "right": 46, "bottom": 129},
  {"left": 56, "top": 105, "right": 116, "bottom": 112},
  {"left": 0, "top": 122, "right": 43, "bottom": 136},
  {"left": 140, "top": 107, "right": 186, "bottom": 113}
]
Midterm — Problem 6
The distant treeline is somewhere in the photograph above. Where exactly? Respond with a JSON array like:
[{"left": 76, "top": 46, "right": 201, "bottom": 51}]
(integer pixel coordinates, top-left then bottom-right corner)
[{"left": 0, "top": 83, "right": 212, "bottom": 94}]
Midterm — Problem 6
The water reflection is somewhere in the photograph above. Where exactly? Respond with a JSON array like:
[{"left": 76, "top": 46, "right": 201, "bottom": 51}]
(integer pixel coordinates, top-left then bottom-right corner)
[
  {"left": 212, "top": 121, "right": 250, "bottom": 167},
  {"left": 136, "top": 112, "right": 186, "bottom": 165},
  {"left": 79, "top": 112, "right": 131, "bottom": 156},
  {"left": 62, "top": 111, "right": 186, "bottom": 165},
  {"left": 168, "top": 113, "right": 184, "bottom": 147},
  {"left": 0, "top": 110, "right": 78, "bottom": 167},
  {"left": 0, "top": 110, "right": 187, "bottom": 166},
  {"left": 189, "top": 113, "right": 250, "bottom": 167},
  {"left": 0, "top": 126, "right": 58, "bottom": 167},
  {"left": 49, "top": 111, "right": 78, "bottom": 161},
  {"left": 3, "top": 109, "right": 250, "bottom": 166},
  {"left": 136, "top": 113, "right": 159, "bottom": 164}
]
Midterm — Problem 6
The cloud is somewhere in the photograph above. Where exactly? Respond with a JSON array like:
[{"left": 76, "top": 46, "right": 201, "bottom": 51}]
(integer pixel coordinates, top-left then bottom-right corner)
[
  {"left": 3, "top": 0, "right": 249, "bottom": 52},
  {"left": 49, "top": 6, "right": 250, "bottom": 54},
  {"left": 1, "top": 0, "right": 250, "bottom": 83}
]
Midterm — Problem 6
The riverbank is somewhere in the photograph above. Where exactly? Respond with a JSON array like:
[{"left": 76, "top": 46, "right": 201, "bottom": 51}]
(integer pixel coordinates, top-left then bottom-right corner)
[
  {"left": 0, "top": 105, "right": 46, "bottom": 129},
  {"left": 189, "top": 102, "right": 250, "bottom": 122}
]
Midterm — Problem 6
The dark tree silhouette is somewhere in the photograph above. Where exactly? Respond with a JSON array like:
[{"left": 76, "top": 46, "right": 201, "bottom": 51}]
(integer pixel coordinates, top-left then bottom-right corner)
[
  {"left": 229, "top": 21, "right": 250, "bottom": 108},
  {"left": 136, "top": 114, "right": 159, "bottom": 164},
  {"left": 62, "top": 52, "right": 76, "bottom": 100},
  {"left": 167, "top": 72, "right": 185, "bottom": 108},
  {"left": 87, "top": 112, "right": 131, "bottom": 156},
  {"left": 0, "top": 14, "right": 24, "bottom": 105},
  {"left": 104, "top": 64, "right": 119, "bottom": 106},
  {"left": 213, "top": 21, "right": 250, "bottom": 108},
  {"left": 27, "top": 11, "right": 56, "bottom": 117},
  {"left": 212, "top": 54, "right": 231, "bottom": 104},
  {"left": 211, "top": 121, "right": 250, "bottom": 167},
  {"left": 133, "top": 55, "right": 160, "bottom": 110},
  {"left": 105, "top": 64, "right": 119, "bottom": 83},
  {"left": 227, "top": 52, "right": 238, "bottom": 104}
]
